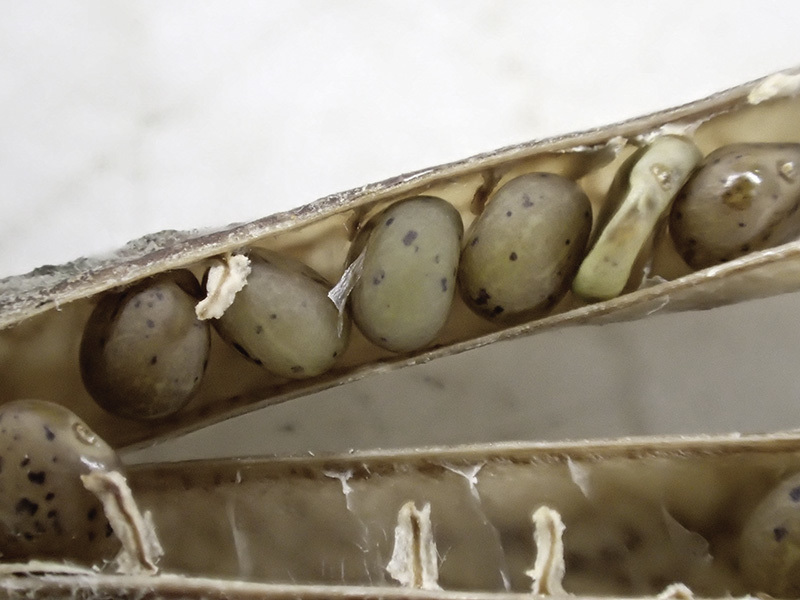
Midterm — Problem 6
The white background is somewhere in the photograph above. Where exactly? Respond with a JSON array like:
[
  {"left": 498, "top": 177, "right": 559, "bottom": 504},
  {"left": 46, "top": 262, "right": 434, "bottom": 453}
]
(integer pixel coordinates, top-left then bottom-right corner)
[{"left": 3, "top": 2, "right": 800, "bottom": 461}]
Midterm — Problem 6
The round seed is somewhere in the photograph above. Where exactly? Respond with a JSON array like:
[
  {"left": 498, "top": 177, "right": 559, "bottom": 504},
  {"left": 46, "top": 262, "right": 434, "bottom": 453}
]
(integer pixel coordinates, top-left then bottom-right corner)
[
  {"left": 349, "top": 196, "right": 463, "bottom": 352},
  {"left": 212, "top": 250, "right": 349, "bottom": 378},
  {"left": 80, "top": 270, "right": 210, "bottom": 421},
  {"left": 0, "top": 399, "right": 121, "bottom": 563},
  {"left": 669, "top": 142, "right": 800, "bottom": 269},
  {"left": 459, "top": 173, "right": 591, "bottom": 321},
  {"left": 740, "top": 472, "right": 800, "bottom": 596}
]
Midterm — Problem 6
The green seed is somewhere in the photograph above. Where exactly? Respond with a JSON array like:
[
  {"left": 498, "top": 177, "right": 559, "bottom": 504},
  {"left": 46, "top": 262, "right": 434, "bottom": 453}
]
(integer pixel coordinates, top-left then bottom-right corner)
[
  {"left": 739, "top": 472, "right": 800, "bottom": 597},
  {"left": 212, "top": 251, "right": 349, "bottom": 378},
  {"left": 459, "top": 173, "right": 591, "bottom": 321},
  {"left": 573, "top": 136, "right": 702, "bottom": 300},
  {"left": 349, "top": 196, "right": 463, "bottom": 352},
  {"left": 0, "top": 399, "right": 121, "bottom": 564},
  {"left": 80, "top": 270, "right": 210, "bottom": 421},
  {"left": 670, "top": 143, "right": 800, "bottom": 269}
]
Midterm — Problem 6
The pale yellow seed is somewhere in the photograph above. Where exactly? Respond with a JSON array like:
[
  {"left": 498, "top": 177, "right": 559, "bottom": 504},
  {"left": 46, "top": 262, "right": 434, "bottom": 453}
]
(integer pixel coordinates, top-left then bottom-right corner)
[{"left": 572, "top": 136, "right": 702, "bottom": 301}]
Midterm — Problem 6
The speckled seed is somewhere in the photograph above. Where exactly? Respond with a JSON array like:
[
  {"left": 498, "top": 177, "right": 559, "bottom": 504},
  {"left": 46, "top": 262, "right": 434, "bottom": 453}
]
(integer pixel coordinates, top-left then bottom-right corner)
[
  {"left": 740, "top": 472, "right": 800, "bottom": 597},
  {"left": 80, "top": 270, "right": 210, "bottom": 421},
  {"left": 670, "top": 143, "right": 800, "bottom": 269},
  {"left": 212, "top": 251, "right": 349, "bottom": 378},
  {"left": 459, "top": 173, "right": 591, "bottom": 321},
  {"left": 349, "top": 196, "right": 463, "bottom": 352},
  {"left": 0, "top": 399, "right": 121, "bottom": 563}
]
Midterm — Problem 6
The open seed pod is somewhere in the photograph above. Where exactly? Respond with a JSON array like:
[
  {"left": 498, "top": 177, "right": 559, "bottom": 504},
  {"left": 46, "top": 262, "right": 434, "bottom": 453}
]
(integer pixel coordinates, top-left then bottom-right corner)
[{"left": 4, "top": 67, "right": 800, "bottom": 598}]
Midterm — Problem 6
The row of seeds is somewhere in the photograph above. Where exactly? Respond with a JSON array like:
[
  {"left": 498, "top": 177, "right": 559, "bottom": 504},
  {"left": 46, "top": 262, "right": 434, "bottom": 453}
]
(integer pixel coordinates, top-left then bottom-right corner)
[{"left": 79, "top": 138, "right": 800, "bottom": 421}]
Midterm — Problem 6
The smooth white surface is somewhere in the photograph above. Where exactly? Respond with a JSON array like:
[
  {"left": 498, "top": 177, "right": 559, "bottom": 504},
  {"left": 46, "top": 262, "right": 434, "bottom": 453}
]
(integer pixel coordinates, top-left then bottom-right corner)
[{"left": 3, "top": 2, "right": 800, "bottom": 460}]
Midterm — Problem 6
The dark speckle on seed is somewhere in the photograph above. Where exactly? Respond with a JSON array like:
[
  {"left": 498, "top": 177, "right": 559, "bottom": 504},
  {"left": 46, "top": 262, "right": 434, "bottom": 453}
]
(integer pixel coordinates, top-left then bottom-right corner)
[
  {"left": 106, "top": 523, "right": 113, "bottom": 538},
  {"left": 16, "top": 498, "right": 39, "bottom": 516},
  {"left": 474, "top": 288, "right": 491, "bottom": 306},
  {"left": 27, "top": 471, "right": 45, "bottom": 485},
  {"left": 506, "top": 210, "right": 513, "bottom": 217},
  {"left": 402, "top": 230, "right": 418, "bottom": 246},
  {"left": 509, "top": 252, "right": 518, "bottom": 261},
  {"left": 270, "top": 313, "right": 277, "bottom": 319},
  {"left": 255, "top": 325, "right": 263, "bottom": 334},
  {"left": 146, "top": 319, "right": 155, "bottom": 328},
  {"left": 470, "top": 236, "right": 479, "bottom": 247},
  {"left": 491, "top": 306, "right": 505, "bottom": 316},
  {"left": 565, "top": 239, "right": 571, "bottom": 246},
  {"left": 44, "top": 426, "right": 55, "bottom": 441},
  {"left": 738, "top": 222, "right": 746, "bottom": 228},
  {"left": 45, "top": 492, "right": 55, "bottom": 501},
  {"left": 372, "top": 269, "right": 385, "bottom": 285},
  {"left": 790, "top": 486, "right": 800, "bottom": 501},
  {"left": 522, "top": 194, "right": 534, "bottom": 208},
  {"left": 385, "top": 217, "right": 395, "bottom": 227},
  {"left": 433, "top": 254, "right": 440, "bottom": 264},
  {"left": 774, "top": 526, "right": 789, "bottom": 542},
  {"left": 87, "top": 507, "right": 98, "bottom": 521},
  {"left": 291, "top": 366, "right": 304, "bottom": 374},
  {"left": 47, "top": 509, "right": 57, "bottom": 518},
  {"left": 440, "top": 278, "right": 448, "bottom": 292},
  {"left": 149, "top": 355, "right": 158, "bottom": 366},
  {"left": 20, "top": 456, "right": 30, "bottom": 467}
]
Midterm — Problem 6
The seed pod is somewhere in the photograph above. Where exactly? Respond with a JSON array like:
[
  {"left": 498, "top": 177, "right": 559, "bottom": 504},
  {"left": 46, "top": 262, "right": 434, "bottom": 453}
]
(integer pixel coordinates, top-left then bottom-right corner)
[
  {"left": 459, "top": 173, "right": 591, "bottom": 321},
  {"left": 0, "top": 399, "right": 121, "bottom": 564},
  {"left": 212, "top": 251, "right": 349, "bottom": 378},
  {"left": 573, "top": 136, "right": 702, "bottom": 301},
  {"left": 80, "top": 270, "right": 210, "bottom": 421},
  {"left": 670, "top": 143, "right": 800, "bottom": 269},
  {"left": 739, "top": 471, "right": 800, "bottom": 597},
  {"left": 349, "top": 196, "right": 463, "bottom": 352}
]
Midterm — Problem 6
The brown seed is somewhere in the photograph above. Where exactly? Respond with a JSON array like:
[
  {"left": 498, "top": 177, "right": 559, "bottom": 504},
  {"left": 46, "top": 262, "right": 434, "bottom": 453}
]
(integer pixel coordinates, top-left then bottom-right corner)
[{"left": 670, "top": 143, "right": 800, "bottom": 269}]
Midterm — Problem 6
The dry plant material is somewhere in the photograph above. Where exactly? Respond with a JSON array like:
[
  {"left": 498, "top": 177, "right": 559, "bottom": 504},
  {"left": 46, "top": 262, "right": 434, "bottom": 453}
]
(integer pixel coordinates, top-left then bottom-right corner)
[{"left": 2, "top": 67, "right": 800, "bottom": 599}]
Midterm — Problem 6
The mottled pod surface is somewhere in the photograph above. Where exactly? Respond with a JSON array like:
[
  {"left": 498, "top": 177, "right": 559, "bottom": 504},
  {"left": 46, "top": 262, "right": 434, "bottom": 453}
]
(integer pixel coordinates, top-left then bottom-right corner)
[
  {"left": 670, "top": 143, "right": 800, "bottom": 269},
  {"left": 350, "top": 196, "right": 463, "bottom": 352},
  {"left": 213, "top": 250, "right": 349, "bottom": 378},
  {"left": 0, "top": 399, "right": 120, "bottom": 563},
  {"left": 459, "top": 173, "right": 591, "bottom": 321},
  {"left": 80, "top": 270, "right": 210, "bottom": 421}
]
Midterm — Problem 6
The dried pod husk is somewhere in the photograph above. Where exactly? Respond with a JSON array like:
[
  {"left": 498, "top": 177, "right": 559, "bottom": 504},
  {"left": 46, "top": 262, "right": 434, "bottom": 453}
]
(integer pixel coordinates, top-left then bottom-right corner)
[
  {"left": 5, "top": 432, "right": 800, "bottom": 599},
  {"left": 3, "top": 68, "right": 800, "bottom": 452}
]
